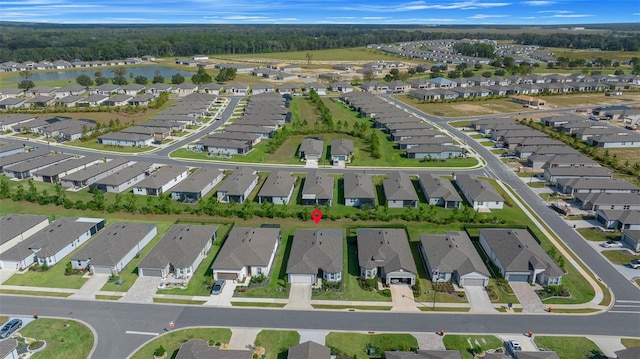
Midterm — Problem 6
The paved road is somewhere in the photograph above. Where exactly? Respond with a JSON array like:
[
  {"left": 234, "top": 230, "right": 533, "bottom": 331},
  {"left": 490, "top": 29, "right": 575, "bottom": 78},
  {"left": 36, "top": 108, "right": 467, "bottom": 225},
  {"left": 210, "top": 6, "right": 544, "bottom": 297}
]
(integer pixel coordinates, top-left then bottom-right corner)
[{"left": 0, "top": 295, "right": 639, "bottom": 359}]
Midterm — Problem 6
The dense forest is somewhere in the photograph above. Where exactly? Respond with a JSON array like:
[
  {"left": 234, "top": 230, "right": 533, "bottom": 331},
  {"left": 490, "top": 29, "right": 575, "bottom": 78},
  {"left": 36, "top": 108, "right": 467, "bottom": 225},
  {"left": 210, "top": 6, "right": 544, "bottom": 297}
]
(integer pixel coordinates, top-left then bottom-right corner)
[{"left": 0, "top": 24, "right": 638, "bottom": 62}]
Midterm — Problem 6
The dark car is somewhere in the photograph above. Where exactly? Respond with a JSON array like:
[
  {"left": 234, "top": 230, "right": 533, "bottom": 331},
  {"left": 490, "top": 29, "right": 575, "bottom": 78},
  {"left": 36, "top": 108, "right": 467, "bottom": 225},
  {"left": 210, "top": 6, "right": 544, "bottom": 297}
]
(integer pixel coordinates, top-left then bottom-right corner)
[
  {"left": 210, "top": 280, "right": 226, "bottom": 295},
  {"left": 0, "top": 319, "right": 22, "bottom": 339}
]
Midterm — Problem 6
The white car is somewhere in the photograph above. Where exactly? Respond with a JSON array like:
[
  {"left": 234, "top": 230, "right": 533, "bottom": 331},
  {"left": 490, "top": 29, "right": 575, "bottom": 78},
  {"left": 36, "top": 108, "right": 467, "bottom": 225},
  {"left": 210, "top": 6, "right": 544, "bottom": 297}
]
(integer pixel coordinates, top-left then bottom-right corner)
[
  {"left": 600, "top": 240, "right": 623, "bottom": 248},
  {"left": 506, "top": 340, "right": 522, "bottom": 355},
  {"left": 629, "top": 260, "right": 640, "bottom": 269}
]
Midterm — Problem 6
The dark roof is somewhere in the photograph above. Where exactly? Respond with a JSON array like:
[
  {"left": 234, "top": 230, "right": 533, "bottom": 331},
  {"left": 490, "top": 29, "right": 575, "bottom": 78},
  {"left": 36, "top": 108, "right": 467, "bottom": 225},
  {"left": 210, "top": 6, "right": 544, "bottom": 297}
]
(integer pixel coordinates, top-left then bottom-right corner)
[
  {"left": 93, "top": 162, "right": 152, "bottom": 186},
  {"left": 299, "top": 138, "right": 324, "bottom": 156},
  {"left": 61, "top": 158, "right": 130, "bottom": 182},
  {"left": 330, "top": 139, "right": 354, "bottom": 156},
  {"left": 287, "top": 229, "right": 343, "bottom": 275},
  {"left": 171, "top": 167, "right": 223, "bottom": 194},
  {"left": 0, "top": 149, "right": 50, "bottom": 169},
  {"left": 344, "top": 172, "right": 375, "bottom": 200},
  {"left": 479, "top": 228, "right": 564, "bottom": 277},
  {"left": 0, "top": 339, "right": 18, "bottom": 358},
  {"left": 134, "top": 165, "right": 188, "bottom": 190},
  {"left": 0, "top": 214, "right": 48, "bottom": 245},
  {"left": 287, "top": 341, "right": 331, "bottom": 359},
  {"left": 176, "top": 339, "right": 252, "bottom": 359},
  {"left": 357, "top": 228, "right": 417, "bottom": 273},
  {"left": 418, "top": 174, "right": 462, "bottom": 203},
  {"left": 383, "top": 171, "right": 418, "bottom": 201},
  {"left": 217, "top": 167, "right": 258, "bottom": 196},
  {"left": 138, "top": 224, "right": 218, "bottom": 269},
  {"left": 3, "top": 153, "right": 73, "bottom": 173},
  {"left": 32, "top": 156, "right": 99, "bottom": 177},
  {"left": 545, "top": 166, "right": 612, "bottom": 177},
  {"left": 301, "top": 170, "right": 334, "bottom": 202},
  {"left": 455, "top": 174, "right": 504, "bottom": 203},
  {"left": 258, "top": 171, "right": 296, "bottom": 198},
  {"left": 71, "top": 222, "right": 157, "bottom": 266},
  {"left": 0, "top": 217, "right": 104, "bottom": 260},
  {"left": 419, "top": 231, "right": 489, "bottom": 277},
  {"left": 212, "top": 227, "right": 280, "bottom": 270}
]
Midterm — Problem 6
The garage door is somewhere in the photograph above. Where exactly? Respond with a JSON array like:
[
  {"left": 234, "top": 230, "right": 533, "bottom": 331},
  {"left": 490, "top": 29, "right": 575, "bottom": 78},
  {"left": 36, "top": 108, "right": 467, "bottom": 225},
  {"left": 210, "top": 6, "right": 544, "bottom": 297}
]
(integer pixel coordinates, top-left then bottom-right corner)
[
  {"left": 507, "top": 274, "right": 530, "bottom": 282},
  {"left": 289, "top": 274, "right": 314, "bottom": 284},
  {"left": 91, "top": 265, "right": 113, "bottom": 275},
  {"left": 461, "top": 278, "right": 486, "bottom": 287},
  {"left": 216, "top": 272, "right": 238, "bottom": 280},
  {"left": 140, "top": 268, "right": 163, "bottom": 277}
]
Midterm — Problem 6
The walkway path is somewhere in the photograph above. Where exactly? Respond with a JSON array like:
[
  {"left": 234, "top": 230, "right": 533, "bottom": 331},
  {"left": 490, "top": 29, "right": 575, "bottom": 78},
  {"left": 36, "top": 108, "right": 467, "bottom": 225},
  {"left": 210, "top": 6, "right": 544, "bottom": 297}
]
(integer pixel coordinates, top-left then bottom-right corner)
[
  {"left": 587, "top": 335, "right": 626, "bottom": 358},
  {"left": 510, "top": 283, "right": 546, "bottom": 313},
  {"left": 70, "top": 273, "right": 110, "bottom": 300}
]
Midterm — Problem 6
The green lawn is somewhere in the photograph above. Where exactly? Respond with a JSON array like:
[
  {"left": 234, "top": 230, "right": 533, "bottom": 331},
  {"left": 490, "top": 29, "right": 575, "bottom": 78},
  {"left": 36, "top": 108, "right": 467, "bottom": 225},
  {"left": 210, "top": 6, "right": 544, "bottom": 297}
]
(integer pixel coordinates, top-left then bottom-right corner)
[
  {"left": 534, "top": 336, "right": 601, "bottom": 359},
  {"left": 216, "top": 47, "right": 402, "bottom": 62},
  {"left": 230, "top": 302, "right": 286, "bottom": 308},
  {"left": 152, "top": 298, "right": 207, "bottom": 305},
  {"left": 576, "top": 228, "right": 621, "bottom": 242},
  {"left": 326, "top": 332, "right": 418, "bottom": 359},
  {"left": 311, "top": 304, "right": 392, "bottom": 310},
  {"left": 65, "top": 139, "right": 156, "bottom": 153},
  {"left": 130, "top": 328, "right": 232, "bottom": 359},
  {"left": 254, "top": 330, "right": 300, "bottom": 359},
  {"left": 20, "top": 318, "right": 94, "bottom": 359},
  {"left": 443, "top": 335, "right": 504, "bottom": 359},
  {"left": 622, "top": 338, "right": 640, "bottom": 348},
  {"left": 601, "top": 250, "right": 640, "bottom": 265},
  {"left": 156, "top": 223, "right": 232, "bottom": 296},
  {"left": 470, "top": 134, "right": 486, "bottom": 139},
  {"left": 0, "top": 289, "right": 72, "bottom": 297},
  {"left": 449, "top": 120, "right": 472, "bottom": 128},
  {"left": 100, "top": 220, "right": 176, "bottom": 292}
]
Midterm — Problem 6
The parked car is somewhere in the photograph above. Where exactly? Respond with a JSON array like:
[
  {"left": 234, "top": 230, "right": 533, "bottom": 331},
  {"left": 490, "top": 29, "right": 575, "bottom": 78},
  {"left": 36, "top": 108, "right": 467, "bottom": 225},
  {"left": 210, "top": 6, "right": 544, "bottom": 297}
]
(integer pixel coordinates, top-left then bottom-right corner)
[
  {"left": 600, "top": 240, "right": 623, "bottom": 248},
  {"left": 210, "top": 279, "right": 226, "bottom": 295},
  {"left": 629, "top": 260, "right": 640, "bottom": 269},
  {"left": 0, "top": 319, "right": 22, "bottom": 339},
  {"left": 506, "top": 339, "right": 522, "bottom": 355}
]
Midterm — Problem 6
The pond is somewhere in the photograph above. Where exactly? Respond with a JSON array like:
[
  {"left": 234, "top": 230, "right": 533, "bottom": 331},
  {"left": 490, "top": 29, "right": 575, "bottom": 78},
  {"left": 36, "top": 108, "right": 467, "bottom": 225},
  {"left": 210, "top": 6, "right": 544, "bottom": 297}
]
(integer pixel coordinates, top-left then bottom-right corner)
[{"left": 7, "top": 66, "right": 196, "bottom": 82}]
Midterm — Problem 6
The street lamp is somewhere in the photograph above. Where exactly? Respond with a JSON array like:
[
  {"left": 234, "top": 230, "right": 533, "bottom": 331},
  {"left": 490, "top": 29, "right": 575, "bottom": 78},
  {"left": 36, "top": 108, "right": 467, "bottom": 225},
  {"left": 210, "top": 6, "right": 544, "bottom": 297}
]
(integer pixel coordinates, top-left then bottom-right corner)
[{"left": 432, "top": 267, "right": 439, "bottom": 310}]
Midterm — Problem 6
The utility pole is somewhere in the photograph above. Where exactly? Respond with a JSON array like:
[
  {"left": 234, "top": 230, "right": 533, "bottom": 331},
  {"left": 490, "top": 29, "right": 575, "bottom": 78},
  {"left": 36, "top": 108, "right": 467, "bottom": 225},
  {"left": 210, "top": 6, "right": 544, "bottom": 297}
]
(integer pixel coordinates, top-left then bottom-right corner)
[{"left": 432, "top": 267, "right": 439, "bottom": 310}]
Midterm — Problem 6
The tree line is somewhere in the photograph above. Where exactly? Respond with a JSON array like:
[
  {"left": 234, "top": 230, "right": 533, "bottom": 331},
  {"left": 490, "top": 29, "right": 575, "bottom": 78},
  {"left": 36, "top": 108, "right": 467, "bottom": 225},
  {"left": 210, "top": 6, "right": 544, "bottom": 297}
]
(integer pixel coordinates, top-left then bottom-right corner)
[{"left": 1, "top": 24, "right": 638, "bottom": 62}]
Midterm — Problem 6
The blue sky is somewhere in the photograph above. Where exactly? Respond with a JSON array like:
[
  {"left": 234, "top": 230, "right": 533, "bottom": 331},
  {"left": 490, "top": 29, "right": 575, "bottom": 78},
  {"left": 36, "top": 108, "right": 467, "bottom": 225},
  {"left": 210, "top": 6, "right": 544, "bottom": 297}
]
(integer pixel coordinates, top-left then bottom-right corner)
[{"left": 1, "top": 0, "right": 638, "bottom": 24}]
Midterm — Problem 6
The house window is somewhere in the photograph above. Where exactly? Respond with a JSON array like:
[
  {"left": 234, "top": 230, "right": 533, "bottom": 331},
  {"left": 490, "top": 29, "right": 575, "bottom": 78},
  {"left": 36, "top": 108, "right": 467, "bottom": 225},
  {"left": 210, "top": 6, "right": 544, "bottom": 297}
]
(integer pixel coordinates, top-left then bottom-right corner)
[
  {"left": 257, "top": 268, "right": 262, "bottom": 275},
  {"left": 477, "top": 201, "right": 484, "bottom": 206},
  {"left": 438, "top": 273, "right": 446, "bottom": 280},
  {"left": 496, "top": 202, "right": 500, "bottom": 205}
]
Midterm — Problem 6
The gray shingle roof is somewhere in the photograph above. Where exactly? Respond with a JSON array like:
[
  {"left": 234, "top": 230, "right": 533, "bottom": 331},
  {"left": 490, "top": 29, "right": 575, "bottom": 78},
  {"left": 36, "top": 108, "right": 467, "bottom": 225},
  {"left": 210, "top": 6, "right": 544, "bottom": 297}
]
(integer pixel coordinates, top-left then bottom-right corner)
[
  {"left": 258, "top": 171, "right": 296, "bottom": 198},
  {"left": 93, "top": 162, "right": 151, "bottom": 187},
  {"left": 479, "top": 228, "right": 564, "bottom": 277},
  {"left": 343, "top": 172, "right": 375, "bottom": 200},
  {"left": 557, "top": 177, "right": 639, "bottom": 192},
  {"left": 286, "top": 229, "right": 343, "bottom": 275},
  {"left": 176, "top": 339, "right": 252, "bottom": 359},
  {"left": 0, "top": 339, "right": 18, "bottom": 358},
  {"left": 455, "top": 174, "right": 504, "bottom": 203},
  {"left": 170, "top": 167, "right": 223, "bottom": 194},
  {"left": 301, "top": 170, "right": 334, "bottom": 202},
  {"left": 357, "top": 228, "right": 417, "bottom": 273},
  {"left": 31, "top": 156, "right": 99, "bottom": 178},
  {"left": 217, "top": 167, "right": 258, "bottom": 196},
  {"left": 211, "top": 227, "right": 280, "bottom": 270},
  {"left": 418, "top": 174, "right": 462, "bottom": 203},
  {"left": 60, "top": 158, "right": 130, "bottom": 182},
  {"left": 383, "top": 171, "right": 418, "bottom": 201},
  {"left": 134, "top": 165, "right": 188, "bottom": 190},
  {"left": 299, "top": 138, "right": 324, "bottom": 156},
  {"left": 71, "top": 222, "right": 156, "bottom": 266},
  {"left": 330, "top": 139, "right": 354, "bottom": 156},
  {"left": 385, "top": 350, "right": 463, "bottom": 359},
  {"left": 287, "top": 341, "right": 331, "bottom": 359},
  {"left": 0, "top": 214, "right": 48, "bottom": 245},
  {"left": 3, "top": 153, "right": 73, "bottom": 173},
  {"left": 545, "top": 166, "right": 612, "bottom": 177},
  {"left": 419, "top": 231, "right": 489, "bottom": 277},
  {"left": 0, "top": 149, "right": 50, "bottom": 169},
  {"left": 138, "top": 224, "right": 217, "bottom": 269}
]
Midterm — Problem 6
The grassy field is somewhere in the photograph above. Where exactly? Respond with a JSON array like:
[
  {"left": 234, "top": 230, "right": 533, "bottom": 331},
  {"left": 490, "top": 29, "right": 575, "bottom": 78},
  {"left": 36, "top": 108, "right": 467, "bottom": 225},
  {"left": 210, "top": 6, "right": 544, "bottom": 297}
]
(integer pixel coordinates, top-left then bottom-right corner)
[
  {"left": 215, "top": 47, "right": 405, "bottom": 63},
  {"left": 534, "top": 336, "right": 601, "bottom": 359},
  {"left": 254, "top": 330, "right": 300, "bottom": 359},
  {"left": 622, "top": 338, "right": 640, "bottom": 348},
  {"left": 443, "top": 335, "right": 503, "bottom": 359},
  {"left": 20, "top": 318, "right": 94, "bottom": 359},
  {"left": 230, "top": 302, "right": 286, "bottom": 308},
  {"left": 325, "top": 332, "right": 419, "bottom": 359},
  {"left": 549, "top": 48, "right": 640, "bottom": 62},
  {"left": 130, "top": 328, "right": 232, "bottom": 359},
  {"left": 0, "top": 289, "right": 72, "bottom": 297},
  {"left": 576, "top": 227, "right": 621, "bottom": 242},
  {"left": 601, "top": 250, "right": 640, "bottom": 265},
  {"left": 311, "top": 304, "right": 393, "bottom": 310},
  {"left": 152, "top": 298, "right": 207, "bottom": 305}
]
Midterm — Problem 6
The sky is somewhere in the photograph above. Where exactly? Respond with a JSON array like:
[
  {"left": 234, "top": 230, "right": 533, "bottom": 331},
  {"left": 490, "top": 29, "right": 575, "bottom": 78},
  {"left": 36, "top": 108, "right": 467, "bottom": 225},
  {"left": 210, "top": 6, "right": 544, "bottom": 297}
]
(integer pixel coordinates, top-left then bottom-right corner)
[{"left": 0, "top": 0, "right": 638, "bottom": 25}]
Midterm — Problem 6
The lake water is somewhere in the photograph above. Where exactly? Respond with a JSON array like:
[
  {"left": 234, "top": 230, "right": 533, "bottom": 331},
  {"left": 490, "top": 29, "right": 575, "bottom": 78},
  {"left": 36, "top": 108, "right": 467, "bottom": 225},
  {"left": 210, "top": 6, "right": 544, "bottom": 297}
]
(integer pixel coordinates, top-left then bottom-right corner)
[{"left": 7, "top": 66, "right": 197, "bottom": 82}]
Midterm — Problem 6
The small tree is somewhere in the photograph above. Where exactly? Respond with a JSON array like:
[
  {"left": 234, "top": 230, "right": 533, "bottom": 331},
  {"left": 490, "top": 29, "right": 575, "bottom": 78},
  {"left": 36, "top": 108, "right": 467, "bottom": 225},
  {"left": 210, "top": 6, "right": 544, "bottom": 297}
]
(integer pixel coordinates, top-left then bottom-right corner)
[
  {"left": 305, "top": 52, "right": 313, "bottom": 67},
  {"left": 171, "top": 73, "right": 185, "bottom": 84},
  {"left": 76, "top": 74, "right": 94, "bottom": 87},
  {"left": 18, "top": 80, "right": 35, "bottom": 90},
  {"left": 153, "top": 345, "right": 166, "bottom": 357},
  {"left": 134, "top": 75, "right": 148, "bottom": 85}
]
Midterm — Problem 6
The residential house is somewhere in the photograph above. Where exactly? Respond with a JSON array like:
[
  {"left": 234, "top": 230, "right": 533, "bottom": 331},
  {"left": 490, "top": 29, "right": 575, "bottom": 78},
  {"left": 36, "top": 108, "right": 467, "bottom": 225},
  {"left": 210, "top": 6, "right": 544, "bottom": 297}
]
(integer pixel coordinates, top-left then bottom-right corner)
[
  {"left": 543, "top": 166, "right": 613, "bottom": 183},
  {"left": 588, "top": 132, "right": 640, "bottom": 148},
  {"left": 200, "top": 83, "right": 223, "bottom": 95},
  {"left": 556, "top": 178, "right": 639, "bottom": 196},
  {"left": 88, "top": 162, "right": 152, "bottom": 193},
  {"left": 479, "top": 228, "right": 564, "bottom": 285},
  {"left": 119, "top": 84, "right": 145, "bottom": 96},
  {"left": 32, "top": 156, "right": 101, "bottom": 184},
  {"left": 330, "top": 81, "right": 354, "bottom": 93},
  {"left": 70, "top": 222, "right": 157, "bottom": 275},
  {"left": 304, "top": 82, "right": 327, "bottom": 95},
  {"left": 195, "top": 137, "right": 252, "bottom": 155},
  {"left": 0, "top": 149, "right": 50, "bottom": 173},
  {"left": 330, "top": 139, "right": 354, "bottom": 165},
  {"left": 383, "top": 171, "right": 418, "bottom": 208},
  {"left": 455, "top": 174, "right": 504, "bottom": 210},
  {"left": 216, "top": 167, "right": 259, "bottom": 204},
  {"left": 301, "top": 170, "right": 334, "bottom": 206},
  {"left": 418, "top": 174, "right": 463, "bottom": 209},
  {"left": 596, "top": 210, "right": 640, "bottom": 231},
  {"left": 77, "top": 94, "right": 108, "bottom": 107},
  {"left": 54, "top": 85, "right": 87, "bottom": 98},
  {"left": 132, "top": 165, "right": 189, "bottom": 196},
  {"left": 25, "top": 96, "right": 55, "bottom": 107},
  {"left": 60, "top": 158, "right": 131, "bottom": 189},
  {"left": 91, "top": 84, "right": 120, "bottom": 96},
  {"left": 621, "top": 230, "right": 640, "bottom": 252},
  {"left": 149, "top": 83, "right": 173, "bottom": 95},
  {"left": 0, "top": 214, "right": 49, "bottom": 258},
  {"left": 258, "top": 171, "right": 296, "bottom": 205},
  {"left": 343, "top": 172, "right": 375, "bottom": 208},
  {"left": 615, "top": 347, "right": 640, "bottom": 359},
  {"left": 406, "top": 145, "right": 462, "bottom": 160},
  {"left": 174, "top": 83, "right": 198, "bottom": 96},
  {"left": 211, "top": 226, "right": 281, "bottom": 281},
  {"left": 225, "top": 82, "right": 250, "bottom": 96},
  {"left": 0, "top": 217, "right": 105, "bottom": 269},
  {"left": 98, "top": 132, "right": 155, "bottom": 147},
  {"left": 287, "top": 228, "right": 343, "bottom": 285},
  {"left": 299, "top": 137, "right": 324, "bottom": 161},
  {"left": 0, "top": 143, "right": 24, "bottom": 158},
  {"left": 419, "top": 231, "right": 490, "bottom": 287},
  {"left": 176, "top": 340, "right": 251, "bottom": 359},
  {"left": 137, "top": 224, "right": 218, "bottom": 280},
  {"left": 575, "top": 192, "right": 640, "bottom": 211},
  {"left": 357, "top": 228, "right": 417, "bottom": 285},
  {"left": 0, "top": 98, "right": 26, "bottom": 109},
  {"left": 287, "top": 342, "right": 331, "bottom": 359},
  {"left": 251, "top": 83, "right": 275, "bottom": 95},
  {"left": 170, "top": 167, "right": 224, "bottom": 203},
  {"left": 103, "top": 95, "right": 133, "bottom": 107},
  {"left": 3, "top": 153, "right": 73, "bottom": 179}
]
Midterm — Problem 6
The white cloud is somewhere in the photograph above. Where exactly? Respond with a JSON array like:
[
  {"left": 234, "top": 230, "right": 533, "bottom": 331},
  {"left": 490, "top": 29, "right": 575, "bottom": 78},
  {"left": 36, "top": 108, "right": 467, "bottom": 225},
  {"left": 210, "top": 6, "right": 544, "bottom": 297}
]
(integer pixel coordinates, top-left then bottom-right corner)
[
  {"left": 537, "top": 10, "right": 570, "bottom": 13},
  {"left": 551, "top": 14, "right": 593, "bottom": 18},
  {"left": 340, "top": 1, "right": 511, "bottom": 13},
  {"left": 362, "top": 16, "right": 388, "bottom": 20},
  {"left": 523, "top": 1, "right": 555, "bottom": 5},
  {"left": 633, "top": 13, "right": 640, "bottom": 16},
  {"left": 223, "top": 15, "right": 268, "bottom": 20},
  {"left": 468, "top": 13, "right": 509, "bottom": 19}
]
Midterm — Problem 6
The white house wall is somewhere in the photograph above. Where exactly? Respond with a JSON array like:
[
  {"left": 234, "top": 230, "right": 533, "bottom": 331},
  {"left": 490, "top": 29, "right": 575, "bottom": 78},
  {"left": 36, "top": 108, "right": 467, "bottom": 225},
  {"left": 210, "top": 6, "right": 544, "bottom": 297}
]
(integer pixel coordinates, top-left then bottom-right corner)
[
  {"left": 37, "top": 229, "right": 93, "bottom": 267},
  {"left": 0, "top": 218, "right": 49, "bottom": 257}
]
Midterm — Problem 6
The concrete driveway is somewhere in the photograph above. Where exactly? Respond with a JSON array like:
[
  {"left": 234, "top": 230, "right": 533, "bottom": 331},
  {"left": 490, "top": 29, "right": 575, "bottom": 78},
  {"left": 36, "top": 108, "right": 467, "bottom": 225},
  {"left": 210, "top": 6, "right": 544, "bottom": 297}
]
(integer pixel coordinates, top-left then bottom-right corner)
[
  {"left": 510, "top": 282, "right": 545, "bottom": 313},
  {"left": 497, "top": 334, "right": 538, "bottom": 352},
  {"left": 120, "top": 277, "right": 162, "bottom": 303},
  {"left": 285, "top": 284, "right": 311, "bottom": 309},
  {"left": 205, "top": 280, "right": 236, "bottom": 307},
  {"left": 298, "top": 330, "right": 328, "bottom": 345},
  {"left": 390, "top": 284, "right": 420, "bottom": 312},
  {"left": 70, "top": 273, "right": 110, "bottom": 300},
  {"left": 464, "top": 286, "right": 497, "bottom": 313}
]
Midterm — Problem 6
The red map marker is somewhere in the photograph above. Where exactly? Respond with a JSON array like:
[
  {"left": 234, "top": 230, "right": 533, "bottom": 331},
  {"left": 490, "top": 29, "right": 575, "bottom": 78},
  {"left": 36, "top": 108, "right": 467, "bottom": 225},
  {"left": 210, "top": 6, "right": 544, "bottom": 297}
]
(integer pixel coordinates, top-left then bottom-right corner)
[{"left": 311, "top": 209, "right": 323, "bottom": 224}]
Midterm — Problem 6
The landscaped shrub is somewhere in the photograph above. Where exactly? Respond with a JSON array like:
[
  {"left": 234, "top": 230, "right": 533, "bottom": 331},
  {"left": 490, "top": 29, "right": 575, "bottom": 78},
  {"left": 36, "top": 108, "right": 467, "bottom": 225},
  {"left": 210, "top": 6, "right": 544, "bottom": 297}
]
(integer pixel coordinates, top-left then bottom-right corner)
[
  {"left": 358, "top": 278, "right": 378, "bottom": 291},
  {"left": 153, "top": 345, "right": 166, "bottom": 357},
  {"left": 537, "top": 285, "right": 570, "bottom": 299}
]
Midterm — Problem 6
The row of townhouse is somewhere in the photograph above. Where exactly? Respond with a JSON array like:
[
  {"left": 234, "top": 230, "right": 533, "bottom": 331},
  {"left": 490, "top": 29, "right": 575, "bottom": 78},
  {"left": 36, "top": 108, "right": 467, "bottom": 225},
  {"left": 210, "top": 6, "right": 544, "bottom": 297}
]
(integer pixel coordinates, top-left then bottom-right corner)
[
  {"left": 298, "top": 137, "right": 354, "bottom": 166},
  {"left": 0, "top": 57, "right": 146, "bottom": 72}
]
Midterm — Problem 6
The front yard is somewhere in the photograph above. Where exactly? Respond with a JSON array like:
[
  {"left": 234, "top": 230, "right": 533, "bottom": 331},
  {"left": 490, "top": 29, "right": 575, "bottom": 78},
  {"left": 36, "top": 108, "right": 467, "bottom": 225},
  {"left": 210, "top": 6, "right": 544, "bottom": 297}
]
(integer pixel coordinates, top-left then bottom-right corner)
[
  {"left": 20, "top": 318, "right": 94, "bottom": 359},
  {"left": 325, "top": 332, "right": 418, "bottom": 359},
  {"left": 534, "top": 336, "right": 603, "bottom": 359},
  {"left": 130, "top": 328, "right": 232, "bottom": 359},
  {"left": 600, "top": 249, "right": 640, "bottom": 265},
  {"left": 443, "top": 335, "right": 504, "bottom": 359},
  {"left": 254, "top": 330, "right": 300, "bottom": 359}
]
